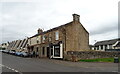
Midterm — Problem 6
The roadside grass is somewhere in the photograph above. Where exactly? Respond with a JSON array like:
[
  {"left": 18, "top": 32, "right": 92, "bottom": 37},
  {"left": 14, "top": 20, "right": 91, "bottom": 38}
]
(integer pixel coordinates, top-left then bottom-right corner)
[{"left": 79, "top": 58, "right": 120, "bottom": 62}]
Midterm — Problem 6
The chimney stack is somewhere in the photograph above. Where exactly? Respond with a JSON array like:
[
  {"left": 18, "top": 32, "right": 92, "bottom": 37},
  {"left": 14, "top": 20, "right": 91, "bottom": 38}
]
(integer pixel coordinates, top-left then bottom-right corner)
[
  {"left": 72, "top": 14, "right": 80, "bottom": 22},
  {"left": 38, "top": 28, "right": 43, "bottom": 34}
]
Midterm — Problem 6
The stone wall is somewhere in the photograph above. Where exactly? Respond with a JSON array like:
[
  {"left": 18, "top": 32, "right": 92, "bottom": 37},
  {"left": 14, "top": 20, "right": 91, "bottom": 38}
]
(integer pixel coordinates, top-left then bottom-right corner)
[{"left": 64, "top": 51, "right": 120, "bottom": 62}]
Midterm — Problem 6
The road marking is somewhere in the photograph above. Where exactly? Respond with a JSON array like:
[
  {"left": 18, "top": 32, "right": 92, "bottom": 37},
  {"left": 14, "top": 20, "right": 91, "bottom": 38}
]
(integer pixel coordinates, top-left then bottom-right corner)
[
  {"left": 14, "top": 70, "right": 19, "bottom": 72},
  {"left": 112, "top": 71, "right": 118, "bottom": 72},
  {"left": 0, "top": 64, "right": 23, "bottom": 74}
]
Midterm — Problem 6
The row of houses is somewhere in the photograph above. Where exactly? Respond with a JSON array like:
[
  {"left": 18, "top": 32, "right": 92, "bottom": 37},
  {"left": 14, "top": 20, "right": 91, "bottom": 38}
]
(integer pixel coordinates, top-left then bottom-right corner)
[
  {"left": 0, "top": 14, "right": 119, "bottom": 59},
  {"left": 90, "top": 38, "right": 120, "bottom": 51},
  {"left": 1, "top": 38, "right": 28, "bottom": 52}
]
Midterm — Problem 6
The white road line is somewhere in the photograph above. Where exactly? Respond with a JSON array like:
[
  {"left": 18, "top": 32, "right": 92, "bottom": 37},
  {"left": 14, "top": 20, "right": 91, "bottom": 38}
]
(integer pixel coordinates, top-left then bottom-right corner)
[
  {"left": 11, "top": 68, "right": 15, "bottom": 71},
  {"left": 112, "top": 71, "right": 118, "bottom": 72},
  {"left": 14, "top": 70, "right": 19, "bottom": 72},
  {"left": 0, "top": 64, "right": 22, "bottom": 74}
]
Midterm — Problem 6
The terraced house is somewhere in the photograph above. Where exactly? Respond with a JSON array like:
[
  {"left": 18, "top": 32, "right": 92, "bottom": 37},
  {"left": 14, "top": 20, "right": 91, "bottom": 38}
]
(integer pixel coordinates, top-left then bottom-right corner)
[
  {"left": 7, "top": 38, "right": 28, "bottom": 52},
  {"left": 27, "top": 14, "right": 89, "bottom": 59}
]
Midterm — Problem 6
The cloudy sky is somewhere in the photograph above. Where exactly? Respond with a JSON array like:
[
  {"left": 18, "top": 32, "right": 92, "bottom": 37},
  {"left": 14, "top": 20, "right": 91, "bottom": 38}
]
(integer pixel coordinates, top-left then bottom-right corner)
[{"left": 0, "top": 0, "right": 119, "bottom": 45}]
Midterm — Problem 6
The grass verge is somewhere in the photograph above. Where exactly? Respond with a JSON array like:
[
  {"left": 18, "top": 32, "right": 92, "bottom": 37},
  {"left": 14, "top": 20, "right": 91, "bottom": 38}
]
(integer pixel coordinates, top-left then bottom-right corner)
[{"left": 79, "top": 58, "right": 120, "bottom": 62}]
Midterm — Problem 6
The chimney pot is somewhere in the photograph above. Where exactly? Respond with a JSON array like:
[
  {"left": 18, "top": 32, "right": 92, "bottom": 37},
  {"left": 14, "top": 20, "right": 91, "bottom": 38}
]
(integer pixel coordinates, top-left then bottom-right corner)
[
  {"left": 38, "top": 28, "right": 43, "bottom": 34},
  {"left": 72, "top": 14, "right": 80, "bottom": 22}
]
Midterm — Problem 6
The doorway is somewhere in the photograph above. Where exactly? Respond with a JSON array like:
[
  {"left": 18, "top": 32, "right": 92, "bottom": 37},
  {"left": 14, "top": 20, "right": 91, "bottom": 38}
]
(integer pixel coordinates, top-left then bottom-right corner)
[
  {"left": 52, "top": 43, "right": 63, "bottom": 59},
  {"left": 47, "top": 47, "right": 49, "bottom": 57}
]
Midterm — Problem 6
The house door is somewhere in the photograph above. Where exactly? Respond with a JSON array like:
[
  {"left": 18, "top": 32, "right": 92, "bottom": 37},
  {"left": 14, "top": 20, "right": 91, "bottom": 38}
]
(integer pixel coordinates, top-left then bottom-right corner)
[{"left": 47, "top": 47, "right": 49, "bottom": 57}]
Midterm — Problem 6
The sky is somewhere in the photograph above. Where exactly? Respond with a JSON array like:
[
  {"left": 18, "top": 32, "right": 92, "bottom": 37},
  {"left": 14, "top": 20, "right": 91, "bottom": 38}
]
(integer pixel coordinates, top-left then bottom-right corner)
[{"left": 0, "top": 0, "right": 119, "bottom": 45}]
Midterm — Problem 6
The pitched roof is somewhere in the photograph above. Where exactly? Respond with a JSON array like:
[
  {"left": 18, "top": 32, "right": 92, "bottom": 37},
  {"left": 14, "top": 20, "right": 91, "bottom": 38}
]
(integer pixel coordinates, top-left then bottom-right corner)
[
  {"left": 30, "top": 21, "right": 73, "bottom": 38},
  {"left": 94, "top": 38, "right": 120, "bottom": 46},
  {"left": 116, "top": 42, "right": 120, "bottom": 47}
]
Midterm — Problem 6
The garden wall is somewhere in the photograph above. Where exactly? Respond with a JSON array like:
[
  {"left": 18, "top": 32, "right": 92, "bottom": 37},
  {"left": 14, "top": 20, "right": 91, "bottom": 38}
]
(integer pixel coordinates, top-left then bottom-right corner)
[{"left": 64, "top": 51, "right": 120, "bottom": 62}]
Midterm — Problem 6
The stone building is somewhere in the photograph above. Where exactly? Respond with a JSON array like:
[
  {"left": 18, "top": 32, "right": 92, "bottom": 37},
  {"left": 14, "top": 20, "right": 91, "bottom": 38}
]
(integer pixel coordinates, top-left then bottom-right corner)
[{"left": 27, "top": 14, "right": 89, "bottom": 59}]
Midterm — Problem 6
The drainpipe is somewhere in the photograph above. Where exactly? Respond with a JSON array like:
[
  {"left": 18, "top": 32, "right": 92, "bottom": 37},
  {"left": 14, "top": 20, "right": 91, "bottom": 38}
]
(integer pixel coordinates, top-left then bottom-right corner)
[{"left": 62, "top": 27, "right": 66, "bottom": 59}]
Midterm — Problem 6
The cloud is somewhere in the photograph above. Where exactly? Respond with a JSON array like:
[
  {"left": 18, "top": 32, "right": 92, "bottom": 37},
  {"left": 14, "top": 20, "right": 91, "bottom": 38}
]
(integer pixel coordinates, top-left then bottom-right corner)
[
  {"left": 89, "top": 22, "right": 118, "bottom": 35},
  {"left": 89, "top": 30, "right": 118, "bottom": 45},
  {"left": 0, "top": 0, "right": 119, "bottom": 44}
]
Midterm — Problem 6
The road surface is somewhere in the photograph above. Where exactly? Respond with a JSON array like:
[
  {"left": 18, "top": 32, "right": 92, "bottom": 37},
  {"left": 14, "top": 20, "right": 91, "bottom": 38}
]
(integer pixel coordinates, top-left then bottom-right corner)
[{"left": 1, "top": 53, "right": 119, "bottom": 73}]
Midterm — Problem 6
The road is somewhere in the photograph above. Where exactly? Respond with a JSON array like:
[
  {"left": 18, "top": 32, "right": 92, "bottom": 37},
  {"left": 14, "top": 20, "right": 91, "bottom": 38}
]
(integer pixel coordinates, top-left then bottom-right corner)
[{"left": 1, "top": 53, "right": 119, "bottom": 73}]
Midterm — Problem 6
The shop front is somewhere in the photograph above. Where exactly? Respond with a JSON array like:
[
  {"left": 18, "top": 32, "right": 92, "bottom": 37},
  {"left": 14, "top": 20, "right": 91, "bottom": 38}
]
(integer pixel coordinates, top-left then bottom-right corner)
[{"left": 49, "top": 42, "right": 63, "bottom": 59}]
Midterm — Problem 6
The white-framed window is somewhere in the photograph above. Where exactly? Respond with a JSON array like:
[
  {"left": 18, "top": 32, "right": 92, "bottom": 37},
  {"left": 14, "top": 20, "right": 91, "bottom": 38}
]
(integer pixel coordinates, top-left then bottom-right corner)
[
  {"left": 36, "top": 37, "right": 39, "bottom": 44},
  {"left": 42, "top": 35, "right": 45, "bottom": 43},
  {"left": 39, "top": 36, "right": 41, "bottom": 44},
  {"left": 55, "top": 31, "right": 59, "bottom": 40}
]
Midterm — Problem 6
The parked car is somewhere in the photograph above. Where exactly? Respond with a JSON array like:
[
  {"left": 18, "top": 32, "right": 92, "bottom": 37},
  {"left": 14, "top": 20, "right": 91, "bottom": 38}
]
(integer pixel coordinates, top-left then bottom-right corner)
[
  {"left": 3, "top": 50, "right": 9, "bottom": 54},
  {"left": 0, "top": 49, "right": 5, "bottom": 52},
  {"left": 21, "top": 52, "right": 29, "bottom": 57},
  {"left": 15, "top": 51, "right": 22, "bottom": 56},
  {"left": 0, "top": 48, "right": 6, "bottom": 52},
  {"left": 9, "top": 50, "right": 16, "bottom": 55}
]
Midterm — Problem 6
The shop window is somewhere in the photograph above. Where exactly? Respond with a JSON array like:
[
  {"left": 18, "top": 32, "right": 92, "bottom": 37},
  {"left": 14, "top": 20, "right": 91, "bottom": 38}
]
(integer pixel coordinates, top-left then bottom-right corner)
[{"left": 54, "top": 45, "right": 60, "bottom": 57}]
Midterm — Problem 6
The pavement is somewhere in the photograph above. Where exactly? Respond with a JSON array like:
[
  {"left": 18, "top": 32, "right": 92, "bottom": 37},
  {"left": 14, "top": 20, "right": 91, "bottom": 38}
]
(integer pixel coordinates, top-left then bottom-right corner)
[{"left": 1, "top": 53, "right": 119, "bottom": 73}]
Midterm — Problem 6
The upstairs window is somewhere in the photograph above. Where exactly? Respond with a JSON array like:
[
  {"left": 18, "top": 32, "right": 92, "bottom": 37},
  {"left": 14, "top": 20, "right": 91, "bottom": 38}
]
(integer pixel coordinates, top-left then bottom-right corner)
[
  {"left": 39, "top": 36, "right": 41, "bottom": 44},
  {"left": 49, "top": 34, "right": 52, "bottom": 42},
  {"left": 42, "top": 35, "right": 45, "bottom": 43},
  {"left": 55, "top": 31, "right": 59, "bottom": 40},
  {"left": 36, "top": 37, "right": 39, "bottom": 44}
]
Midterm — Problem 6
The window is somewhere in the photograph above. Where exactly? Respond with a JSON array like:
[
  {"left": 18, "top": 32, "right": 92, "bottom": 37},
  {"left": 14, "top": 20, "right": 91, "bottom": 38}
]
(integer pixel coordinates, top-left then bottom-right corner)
[
  {"left": 36, "top": 37, "right": 39, "bottom": 43},
  {"left": 109, "top": 45, "right": 112, "bottom": 49},
  {"left": 55, "top": 31, "right": 59, "bottom": 40},
  {"left": 97, "top": 46, "right": 99, "bottom": 50},
  {"left": 39, "top": 36, "right": 41, "bottom": 43},
  {"left": 49, "top": 34, "right": 52, "bottom": 42},
  {"left": 42, "top": 35, "right": 45, "bottom": 43},
  {"left": 54, "top": 45, "right": 60, "bottom": 57},
  {"left": 105, "top": 45, "right": 107, "bottom": 49},
  {"left": 37, "top": 40, "right": 39, "bottom": 44}
]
